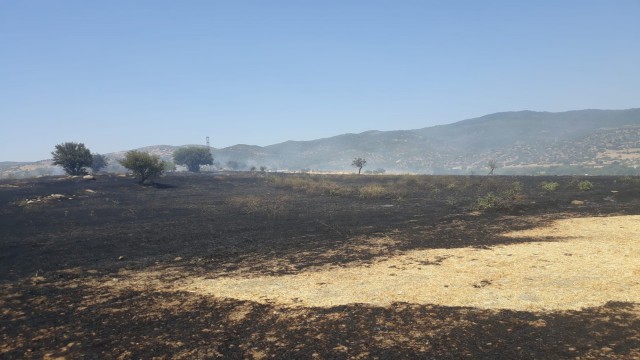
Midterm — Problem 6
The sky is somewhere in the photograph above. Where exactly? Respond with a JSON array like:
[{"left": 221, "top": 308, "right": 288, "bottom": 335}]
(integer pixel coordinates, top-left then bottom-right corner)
[{"left": 1, "top": 1, "right": 639, "bottom": 161}]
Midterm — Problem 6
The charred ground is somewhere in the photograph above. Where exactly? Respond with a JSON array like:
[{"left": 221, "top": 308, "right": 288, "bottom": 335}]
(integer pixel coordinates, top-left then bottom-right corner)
[{"left": 1, "top": 173, "right": 639, "bottom": 359}]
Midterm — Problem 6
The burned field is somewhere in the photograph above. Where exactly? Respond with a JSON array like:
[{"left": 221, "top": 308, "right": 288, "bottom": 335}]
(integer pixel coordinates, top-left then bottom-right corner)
[{"left": 1, "top": 173, "right": 639, "bottom": 359}]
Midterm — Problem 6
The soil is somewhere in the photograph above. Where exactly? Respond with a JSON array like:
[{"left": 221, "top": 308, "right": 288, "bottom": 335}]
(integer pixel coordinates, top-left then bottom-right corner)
[{"left": 1, "top": 173, "right": 639, "bottom": 359}]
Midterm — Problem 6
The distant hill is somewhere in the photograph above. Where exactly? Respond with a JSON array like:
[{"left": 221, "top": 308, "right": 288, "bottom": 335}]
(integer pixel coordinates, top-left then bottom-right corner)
[
  {"left": 2, "top": 108, "right": 639, "bottom": 178},
  {"left": 209, "top": 108, "right": 640, "bottom": 174},
  {"left": 0, "top": 160, "right": 64, "bottom": 179},
  {"left": 0, "top": 162, "right": 29, "bottom": 171}
]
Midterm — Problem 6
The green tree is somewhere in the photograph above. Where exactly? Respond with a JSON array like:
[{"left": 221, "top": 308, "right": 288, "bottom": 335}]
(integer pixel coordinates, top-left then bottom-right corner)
[
  {"left": 91, "top": 153, "right": 108, "bottom": 173},
  {"left": 351, "top": 157, "right": 367, "bottom": 174},
  {"left": 51, "top": 142, "right": 93, "bottom": 175},
  {"left": 173, "top": 146, "right": 214, "bottom": 172},
  {"left": 163, "top": 160, "right": 177, "bottom": 172},
  {"left": 119, "top": 151, "right": 165, "bottom": 183}
]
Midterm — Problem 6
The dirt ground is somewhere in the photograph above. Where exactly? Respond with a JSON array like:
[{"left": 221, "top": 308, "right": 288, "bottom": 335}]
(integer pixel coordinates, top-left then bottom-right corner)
[{"left": 1, "top": 173, "right": 639, "bottom": 359}]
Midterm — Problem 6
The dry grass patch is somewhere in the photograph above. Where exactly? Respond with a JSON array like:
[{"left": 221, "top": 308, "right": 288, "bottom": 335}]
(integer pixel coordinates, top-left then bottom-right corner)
[
  {"left": 267, "top": 174, "right": 405, "bottom": 198},
  {"left": 266, "top": 175, "right": 354, "bottom": 196},
  {"left": 358, "top": 184, "right": 387, "bottom": 198},
  {"left": 181, "top": 215, "right": 640, "bottom": 311},
  {"left": 226, "top": 195, "right": 291, "bottom": 217}
]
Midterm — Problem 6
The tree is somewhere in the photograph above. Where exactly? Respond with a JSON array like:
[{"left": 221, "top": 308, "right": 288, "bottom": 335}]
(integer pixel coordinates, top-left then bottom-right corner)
[
  {"left": 163, "top": 160, "right": 177, "bottom": 172},
  {"left": 487, "top": 159, "right": 497, "bottom": 175},
  {"left": 352, "top": 157, "right": 367, "bottom": 174},
  {"left": 173, "top": 146, "right": 214, "bottom": 172},
  {"left": 119, "top": 150, "right": 165, "bottom": 183},
  {"left": 51, "top": 142, "right": 93, "bottom": 175},
  {"left": 91, "top": 153, "right": 108, "bottom": 173}
]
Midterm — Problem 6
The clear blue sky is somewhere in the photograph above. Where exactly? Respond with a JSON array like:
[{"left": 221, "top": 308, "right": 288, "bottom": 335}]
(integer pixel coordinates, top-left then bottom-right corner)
[{"left": 1, "top": 1, "right": 639, "bottom": 161}]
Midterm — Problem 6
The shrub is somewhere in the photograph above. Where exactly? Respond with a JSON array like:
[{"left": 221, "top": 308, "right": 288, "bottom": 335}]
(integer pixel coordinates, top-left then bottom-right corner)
[
  {"left": 471, "top": 182, "right": 526, "bottom": 211},
  {"left": 541, "top": 181, "right": 560, "bottom": 192},
  {"left": 510, "top": 181, "right": 523, "bottom": 193},
  {"left": 500, "top": 181, "right": 524, "bottom": 200},
  {"left": 119, "top": 151, "right": 165, "bottom": 183},
  {"left": 51, "top": 142, "right": 93, "bottom": 175},
  {"left": 578, "top": 180, "right": 593, "bottom": 191},
  {"left": 472, "top": 193, "right": 499, "bottom": 211}
]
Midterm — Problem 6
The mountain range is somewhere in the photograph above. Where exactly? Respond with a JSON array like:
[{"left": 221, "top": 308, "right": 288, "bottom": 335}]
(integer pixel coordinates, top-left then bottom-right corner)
[
  {"left": 211, "top": 108, "right": 640, "bottom": 174},
  {"left": 2, "top": 108, "right": 640, "bottom": 178}
]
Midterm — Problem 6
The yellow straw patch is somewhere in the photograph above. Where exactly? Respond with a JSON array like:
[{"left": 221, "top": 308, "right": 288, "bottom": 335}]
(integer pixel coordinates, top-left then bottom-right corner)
[{"left": 181, "top": 215, "right": 640, "bottom": 311}]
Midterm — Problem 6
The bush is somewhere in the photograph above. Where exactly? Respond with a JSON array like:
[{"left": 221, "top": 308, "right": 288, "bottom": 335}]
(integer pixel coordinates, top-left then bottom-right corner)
[
  {"left": 119, "top": 151, "right": 165, "bottom": 183},
  {"left": 472, "top": 193, "right": 500, "bottom": 211},
  {"left": 173, "top": 147, "right": 213, "bottom": 172},
  {"left": 471, "top": 182, "right": 525, "bottom": 211},
  {"left": 500, "top": 181, "right": 524, "bottom": 200},
  {"left": 510, "top": 181, "right": 523, "bottom": 193},
  {"left": 541, "top": 181, "right": 560, "bottom": 192},
  {"left": 578, "top": 180, "right": 593, "bottom": 191},
  {"left": 51, "top": 142, "right": 93, "bottom": 175}
]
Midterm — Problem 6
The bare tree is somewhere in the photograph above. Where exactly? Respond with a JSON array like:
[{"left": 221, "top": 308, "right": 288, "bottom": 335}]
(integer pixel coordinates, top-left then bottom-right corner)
[
  {"left": 487, "top": 159, "right": 497, "bottom": 175},
  {"left": 351, "top": 157, "right": 367, "bottom": 174}
]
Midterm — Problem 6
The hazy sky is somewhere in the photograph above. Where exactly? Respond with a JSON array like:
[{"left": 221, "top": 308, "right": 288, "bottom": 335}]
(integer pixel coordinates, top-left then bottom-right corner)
[{"left": 1, "top": 1, "right": 639, "bottom": 161}]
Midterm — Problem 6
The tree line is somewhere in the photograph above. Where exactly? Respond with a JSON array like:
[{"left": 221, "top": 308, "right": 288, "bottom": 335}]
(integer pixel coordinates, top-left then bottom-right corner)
[
  {"left": 51, "top": 142, "right": 214, "bottom": 183},
  {"left": 54, "top": 142, "right": 504, "bottom": 182}
]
